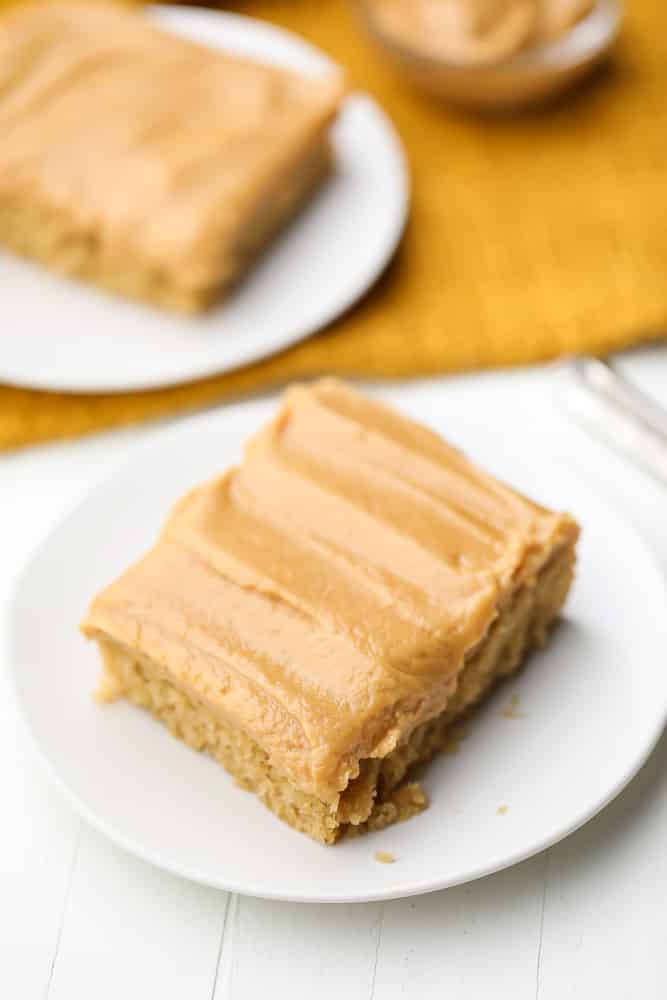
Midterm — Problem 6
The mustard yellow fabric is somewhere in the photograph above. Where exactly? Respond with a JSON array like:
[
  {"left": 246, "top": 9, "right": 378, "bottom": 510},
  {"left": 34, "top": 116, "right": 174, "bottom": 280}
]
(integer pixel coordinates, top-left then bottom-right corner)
[{"left": 1, "top": 0, "right": 665, "bottom": 450}]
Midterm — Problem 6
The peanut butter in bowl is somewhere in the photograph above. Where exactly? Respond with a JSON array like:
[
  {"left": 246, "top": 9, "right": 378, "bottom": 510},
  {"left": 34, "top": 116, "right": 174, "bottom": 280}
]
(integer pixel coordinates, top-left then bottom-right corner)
[
  {"left": 358, "top": 0, "right": 622, "bottom": 110},
  {"left": 367, "top": 0, "right": 541, "bottom": 65}
]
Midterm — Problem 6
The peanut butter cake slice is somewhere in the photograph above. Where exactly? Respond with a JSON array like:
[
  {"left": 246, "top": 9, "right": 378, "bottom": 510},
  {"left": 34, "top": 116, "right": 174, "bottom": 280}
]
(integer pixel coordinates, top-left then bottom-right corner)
[
  {"left": 81, "top": 381, "right": 579, "bottom": 844},
  {"left": 0, "top": 2, "right": 343, "bottom": 312}
]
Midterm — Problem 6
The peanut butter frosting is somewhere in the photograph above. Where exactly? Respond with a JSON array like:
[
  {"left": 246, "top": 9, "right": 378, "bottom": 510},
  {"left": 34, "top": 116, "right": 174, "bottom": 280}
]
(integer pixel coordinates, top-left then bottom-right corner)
[
  {"left": 0, "top": 2, "right": 343, "bottom": 289},
  {"left": 82, "top": 381, "right": 577, "bottom": 803},
  {"left": 368, "top": 0, "right": 596, "bottom": 65}
]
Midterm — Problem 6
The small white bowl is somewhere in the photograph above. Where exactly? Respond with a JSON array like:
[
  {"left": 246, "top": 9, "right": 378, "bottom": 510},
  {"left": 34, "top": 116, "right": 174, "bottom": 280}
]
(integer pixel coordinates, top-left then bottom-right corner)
[{"left": 357, "top": 0, "right": 622, "bottom": 111}]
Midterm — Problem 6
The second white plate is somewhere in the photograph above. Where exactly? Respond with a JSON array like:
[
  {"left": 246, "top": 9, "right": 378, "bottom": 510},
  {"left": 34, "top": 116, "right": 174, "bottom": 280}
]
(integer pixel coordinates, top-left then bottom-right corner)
[
  {"left": 7, "top": 384, "right": 667, "bottom": 903},
  {"left": 0, "top": 6, "right": 408, "bottom": 393}
]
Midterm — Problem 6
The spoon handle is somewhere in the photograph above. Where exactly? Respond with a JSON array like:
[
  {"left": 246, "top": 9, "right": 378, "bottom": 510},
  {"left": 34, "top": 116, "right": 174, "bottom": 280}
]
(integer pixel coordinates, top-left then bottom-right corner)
[{"left": 562, "top": 355, "right": 667, "bottom": 486}]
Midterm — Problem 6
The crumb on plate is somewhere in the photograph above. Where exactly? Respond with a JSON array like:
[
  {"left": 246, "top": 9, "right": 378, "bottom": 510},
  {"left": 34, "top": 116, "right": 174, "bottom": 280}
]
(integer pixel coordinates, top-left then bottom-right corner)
[{"left": 501, "top": 694, "right": 525, "bottom": 719}]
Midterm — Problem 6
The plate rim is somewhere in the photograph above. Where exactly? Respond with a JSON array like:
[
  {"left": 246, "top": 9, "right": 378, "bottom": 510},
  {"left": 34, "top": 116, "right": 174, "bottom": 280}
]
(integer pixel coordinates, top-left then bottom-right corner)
[
  {"left": 6, "top": 400, "right": 667, "bottom": 903},
  {"left": 0, "top": 5, "right": 409, "bottom": 395}
]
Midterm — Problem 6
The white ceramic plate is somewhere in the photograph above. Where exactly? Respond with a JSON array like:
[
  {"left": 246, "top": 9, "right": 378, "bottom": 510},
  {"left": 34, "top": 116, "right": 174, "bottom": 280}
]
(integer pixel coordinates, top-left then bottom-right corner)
[
  {"left": 7, "top": 386, "right": 667, "bottom": 903},
  {"left": 0, "top": 7, "right": 408, "bottom": 394}
]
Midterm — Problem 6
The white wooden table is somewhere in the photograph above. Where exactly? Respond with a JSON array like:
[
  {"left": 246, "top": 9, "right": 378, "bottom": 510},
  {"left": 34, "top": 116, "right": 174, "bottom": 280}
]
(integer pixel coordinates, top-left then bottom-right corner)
[{"left": 2, "top": 351, "right": 665, "bottom": 1000}]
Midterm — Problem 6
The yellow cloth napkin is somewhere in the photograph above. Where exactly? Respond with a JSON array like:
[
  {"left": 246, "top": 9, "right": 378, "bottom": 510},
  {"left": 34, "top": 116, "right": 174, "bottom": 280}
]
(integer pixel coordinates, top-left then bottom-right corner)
[{"left": 1, "top": 0, "right": 665, "bottom": 450}]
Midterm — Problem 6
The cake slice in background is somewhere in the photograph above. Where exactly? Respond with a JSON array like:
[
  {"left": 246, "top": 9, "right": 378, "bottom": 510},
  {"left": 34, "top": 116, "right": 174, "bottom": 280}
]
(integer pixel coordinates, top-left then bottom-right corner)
[{"left": 0, "top": 2, "right": 344, "bottom": 312}]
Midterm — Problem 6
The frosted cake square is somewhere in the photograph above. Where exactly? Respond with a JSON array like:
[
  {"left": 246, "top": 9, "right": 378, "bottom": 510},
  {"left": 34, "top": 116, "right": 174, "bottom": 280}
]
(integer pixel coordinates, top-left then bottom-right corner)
[
  {"left": 81, "top": 381, "right": 579, "bottom": 843},
  {"left": 0, "top": 2, "right": 343, "bottom": 312}
]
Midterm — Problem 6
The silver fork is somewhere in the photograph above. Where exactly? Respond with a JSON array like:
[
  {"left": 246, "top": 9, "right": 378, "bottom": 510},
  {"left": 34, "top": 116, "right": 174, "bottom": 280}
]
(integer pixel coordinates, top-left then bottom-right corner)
[{"left": 562, "top": 355, "right": 667, "bottom": 486}]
